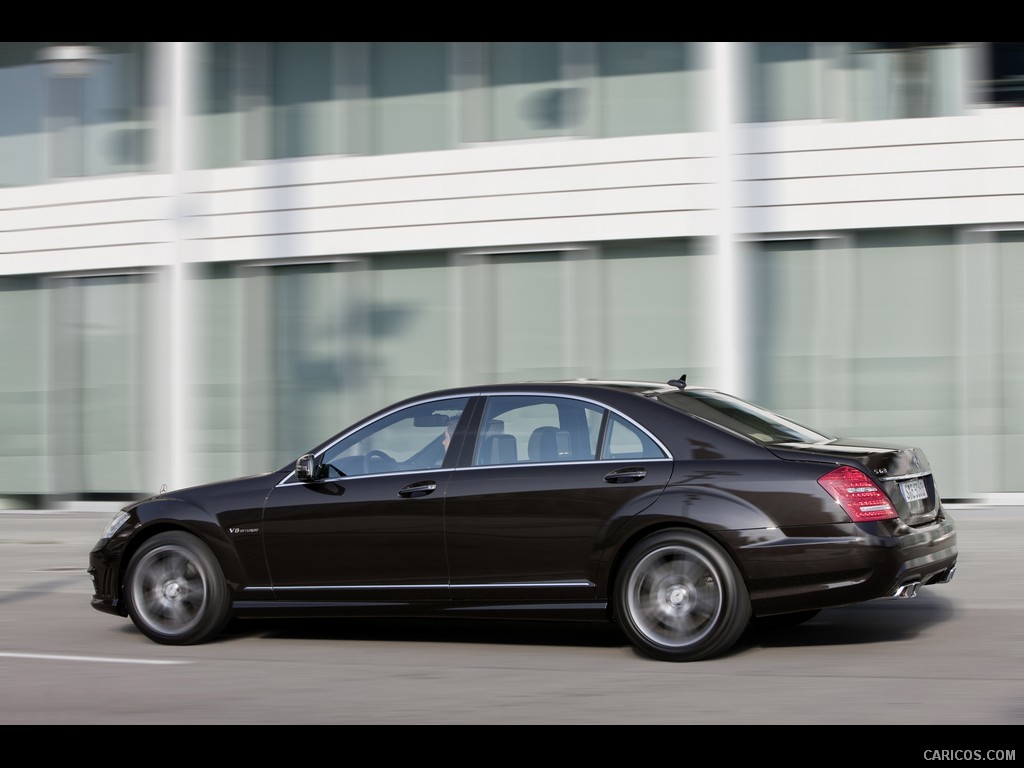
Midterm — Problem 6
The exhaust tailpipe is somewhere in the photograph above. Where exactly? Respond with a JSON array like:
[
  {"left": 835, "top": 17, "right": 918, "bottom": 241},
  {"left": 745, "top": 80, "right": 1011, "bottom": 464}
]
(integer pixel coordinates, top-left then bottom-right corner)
[{"left": 892, "top": 582, "right": 920, "bottom": 599}]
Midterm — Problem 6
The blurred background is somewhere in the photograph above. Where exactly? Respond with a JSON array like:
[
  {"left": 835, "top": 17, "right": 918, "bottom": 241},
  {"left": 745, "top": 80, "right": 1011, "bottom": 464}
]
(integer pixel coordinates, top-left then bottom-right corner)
[{"left": 0, "top": 41, "right": 1022, "bottom": 507}]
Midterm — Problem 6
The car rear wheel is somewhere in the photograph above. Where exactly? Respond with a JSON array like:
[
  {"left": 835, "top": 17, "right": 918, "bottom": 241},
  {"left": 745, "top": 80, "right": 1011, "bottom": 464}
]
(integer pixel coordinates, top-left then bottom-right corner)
[
  {"left": 125, "top": 531, "right": 231, "bottom": 645},
  {"left": 614, "top": 530, "right": 750, "bottom": 662}
]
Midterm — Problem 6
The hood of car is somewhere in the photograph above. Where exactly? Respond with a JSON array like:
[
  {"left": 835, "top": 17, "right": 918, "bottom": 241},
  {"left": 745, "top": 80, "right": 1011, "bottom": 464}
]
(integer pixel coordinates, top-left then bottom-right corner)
[{"left": 125, "top": 470, "right": 285, "bottom": 520}]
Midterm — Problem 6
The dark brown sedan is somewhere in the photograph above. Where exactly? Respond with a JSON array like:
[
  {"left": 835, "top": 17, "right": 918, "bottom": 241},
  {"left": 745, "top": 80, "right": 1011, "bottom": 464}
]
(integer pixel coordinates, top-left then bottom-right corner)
[{"left": 89, "top": 376, "right": 958, "bottom": 661}]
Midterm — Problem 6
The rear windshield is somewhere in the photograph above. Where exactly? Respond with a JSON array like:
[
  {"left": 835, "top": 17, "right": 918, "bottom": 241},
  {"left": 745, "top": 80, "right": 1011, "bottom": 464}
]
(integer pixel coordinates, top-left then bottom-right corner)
[{"left": 655, "top": 389, "right": 833, "bottom": 445}]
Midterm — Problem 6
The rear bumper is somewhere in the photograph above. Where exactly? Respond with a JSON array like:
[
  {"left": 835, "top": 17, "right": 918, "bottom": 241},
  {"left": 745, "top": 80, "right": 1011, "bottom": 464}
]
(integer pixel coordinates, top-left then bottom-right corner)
[{"left": 722, "top": 515, "right": 958, "bottom": 617}]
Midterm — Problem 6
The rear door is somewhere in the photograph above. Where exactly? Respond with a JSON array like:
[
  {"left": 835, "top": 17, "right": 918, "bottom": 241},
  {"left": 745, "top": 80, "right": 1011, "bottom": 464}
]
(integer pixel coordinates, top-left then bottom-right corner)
[{"left": 443, "top": 394, "right": 673, "bottom": 601}]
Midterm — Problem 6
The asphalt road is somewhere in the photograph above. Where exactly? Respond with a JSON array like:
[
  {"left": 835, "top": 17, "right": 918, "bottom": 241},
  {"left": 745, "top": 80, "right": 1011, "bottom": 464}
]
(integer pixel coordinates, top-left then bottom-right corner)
[{"left": 1, "top": 504, "right": 1022, "bottom": 726}]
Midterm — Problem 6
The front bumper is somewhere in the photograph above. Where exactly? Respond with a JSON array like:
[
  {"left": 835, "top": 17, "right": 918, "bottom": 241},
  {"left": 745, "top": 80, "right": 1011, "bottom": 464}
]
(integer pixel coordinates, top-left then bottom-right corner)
[{"left": 88, "top": 536, "right": 130, "bottom": 617}]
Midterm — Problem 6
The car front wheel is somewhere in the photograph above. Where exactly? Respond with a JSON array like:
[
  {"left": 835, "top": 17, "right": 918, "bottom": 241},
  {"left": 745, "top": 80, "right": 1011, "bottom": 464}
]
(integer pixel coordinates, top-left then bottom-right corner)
[
  {"left": 125, "top": 531, "right": 231, "bottom": 645},
  {"left": 614, "top": 530, "right": 750, "bottom": 662}
]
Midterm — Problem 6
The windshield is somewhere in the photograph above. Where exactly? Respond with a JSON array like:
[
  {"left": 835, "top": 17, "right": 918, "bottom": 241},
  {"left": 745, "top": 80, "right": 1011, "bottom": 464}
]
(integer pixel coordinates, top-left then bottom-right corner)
[{"left": 656, "top": 389, "right": 833, "bottom": 445}]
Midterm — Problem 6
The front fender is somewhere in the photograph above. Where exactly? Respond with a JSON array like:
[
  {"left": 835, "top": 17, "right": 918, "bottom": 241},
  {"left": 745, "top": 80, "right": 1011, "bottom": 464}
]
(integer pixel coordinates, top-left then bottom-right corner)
[{"left": 116, "top": 495, "right": 268, "bottom": 597}]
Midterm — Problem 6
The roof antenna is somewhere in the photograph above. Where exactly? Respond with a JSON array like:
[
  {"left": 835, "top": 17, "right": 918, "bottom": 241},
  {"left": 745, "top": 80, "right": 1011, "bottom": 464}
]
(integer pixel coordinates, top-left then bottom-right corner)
[{"left": 667, "top": 373, "right": 687, "bottom": 389}]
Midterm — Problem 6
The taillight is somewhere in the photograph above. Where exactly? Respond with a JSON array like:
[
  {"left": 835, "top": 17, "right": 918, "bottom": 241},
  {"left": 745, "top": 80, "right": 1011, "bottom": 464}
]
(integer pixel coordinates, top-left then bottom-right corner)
[{"left": 817, "top": 466, "right": 897, "bottom": 522}]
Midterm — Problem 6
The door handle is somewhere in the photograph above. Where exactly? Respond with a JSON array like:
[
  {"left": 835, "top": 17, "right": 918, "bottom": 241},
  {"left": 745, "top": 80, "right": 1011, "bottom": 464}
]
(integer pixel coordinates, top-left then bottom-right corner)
[
  {"left": 604, "top": 467, "right": 647, "bottom": 483},
  {"left": 398, "top": 480, "right": 437, "bottom": 498}
]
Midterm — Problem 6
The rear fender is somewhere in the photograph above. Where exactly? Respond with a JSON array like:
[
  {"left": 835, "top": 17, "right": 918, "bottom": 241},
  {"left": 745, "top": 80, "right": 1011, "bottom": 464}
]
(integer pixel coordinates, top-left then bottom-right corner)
[{"left": 599, "top": 486, "right": 776, "bottom": 598}]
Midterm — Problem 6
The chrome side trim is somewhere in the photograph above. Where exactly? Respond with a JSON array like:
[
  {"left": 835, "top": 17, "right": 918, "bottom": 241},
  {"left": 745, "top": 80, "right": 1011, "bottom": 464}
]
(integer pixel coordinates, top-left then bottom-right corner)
[
  {"left": 449, "top": 580, "right": 593, "bottom": 589},
  {"left": 262, "top": 580, "right": 593, "bottom": 591}
]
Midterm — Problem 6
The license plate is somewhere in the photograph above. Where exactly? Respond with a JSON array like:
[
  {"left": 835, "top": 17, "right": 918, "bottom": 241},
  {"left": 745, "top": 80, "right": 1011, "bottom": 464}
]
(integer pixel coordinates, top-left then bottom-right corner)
[{"left": 900, "top": 477, "right": 928, "bottom": 503}]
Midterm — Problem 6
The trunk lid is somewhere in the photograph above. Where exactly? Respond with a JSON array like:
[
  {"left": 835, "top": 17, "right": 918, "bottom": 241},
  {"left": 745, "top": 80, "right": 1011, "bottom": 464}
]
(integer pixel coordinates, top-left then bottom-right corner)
[{"left": 768, "top": 438, "right": 940, "bottom": 526}]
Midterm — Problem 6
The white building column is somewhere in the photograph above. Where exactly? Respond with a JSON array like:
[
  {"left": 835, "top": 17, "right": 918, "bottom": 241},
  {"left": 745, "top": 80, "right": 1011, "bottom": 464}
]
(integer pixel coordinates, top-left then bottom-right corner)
[
  {"left": 166, "top": 41, "right": 194, "bottom": 490},
  {"left": 711, "top": 42, "right": 747, "bottom": 397}
]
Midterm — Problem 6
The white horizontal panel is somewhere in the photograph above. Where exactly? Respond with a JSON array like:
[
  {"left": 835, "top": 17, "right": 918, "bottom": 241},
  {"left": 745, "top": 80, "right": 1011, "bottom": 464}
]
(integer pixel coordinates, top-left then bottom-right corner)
[
  {"left": 0, "top": 196, "right": 175, "bottom": 233},
  {"left": 181, "top": 210, "right": 718, "bottom": 262},
  {"left": 739, "top": 140, "right": 1024, "bottom": 180},
  {"left": 742, "top": 195, "right": 1024, "bottom": 234},
  {"left": 189, "top": 157, "right": 718, "bottom": 217},
  {"left": 193, "top": 186, "right": 713, "bottom": 240},
  {"left": 736, "top": 111, "right": 1024, "bottom": 154},
  {"left": 0, "top": 174, "right": 174, "bottom": 209},
  {"left": 738, "top": 167, "right": 1024, "bottom": 207},
  {"left": 181, "top": 132, "right": 717, "bottom": 193},
  {"left": 0, "top": 220, "right": 178, "bottom": 254},
  {"left": 0, "top": 242, "right": 176, "bottom": 275}
]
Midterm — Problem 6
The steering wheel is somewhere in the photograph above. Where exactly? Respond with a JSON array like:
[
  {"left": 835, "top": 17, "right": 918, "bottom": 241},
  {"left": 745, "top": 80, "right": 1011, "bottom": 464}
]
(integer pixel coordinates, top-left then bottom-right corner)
[{"left": 365, "top": 449, "right": 397, "bottom": 471}]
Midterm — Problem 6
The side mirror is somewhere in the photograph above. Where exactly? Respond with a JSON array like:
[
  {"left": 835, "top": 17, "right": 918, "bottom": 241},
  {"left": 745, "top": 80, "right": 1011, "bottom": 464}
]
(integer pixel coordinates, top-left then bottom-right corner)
[{"left": 295, "top": 453, "right": 321, "bottom": 482}]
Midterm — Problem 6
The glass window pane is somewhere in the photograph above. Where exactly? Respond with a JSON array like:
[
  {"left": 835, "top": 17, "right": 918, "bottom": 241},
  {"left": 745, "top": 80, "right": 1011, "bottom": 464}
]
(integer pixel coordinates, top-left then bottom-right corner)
[
  {"left": 473, "top": 395, "right": 601, "bottom": 465},
  {"left": 997, "top": 233, "right": 1024, "bottom": 491},
  {"left": 0, "top": 42, "right": 149, "bottom": 184},
  {"left": 600, "top": 239, "right": 714, "bottom": 384},
  {"left": 599, "top": 42, "right": 707, "bottom": 135},
  {"left": 197, "top": 41, "right": 242, "bottom": 168},
  {"left": 748, "top": 240, "right": 827, "bottom": 412},
  {"left": 49, "top": 75, "right": 86, "bottom": 176},
  {"left": 491, "top": 253, "right": 564, "bottom": 381},
  {"left": 602, "top": 414, "right": 665, "bottom": 459},
  {"left": 0, "top": 277, "right": 46, "bottom": 494},
  {"left": 51, "top": 274, "right": 157, "bottom": 495},
  {"left": 365, "top": 252, "right": 454, "bottom": 404},
  {"left": 0, "top": 44, "right": 46, "bottom": 186},
  {"left": 190, "top": 263, "right": 245, "bottom": 483},
  {"left": 849, "top": 42, "right": 965, "bottom": 120},
  {"left": 198, "top": 42, "right": 273, "bottom": 166},
  {"left": 271, "top": 42, "right": 337, "bottom": 158},
  {"left": 324, "top": 398, "right": 468, "bottom": 475},
  {"left": 747, "top": 42, "right": 820, "bottom": 122},
  {"left": 371, "top": 42, "right": 450, "bottom": 154},
  {"left": 81, "top": 43, "right": 150, "bottom": 175},
  {"left": 490, "top": 42, "right": 573, "bottom": 141}
]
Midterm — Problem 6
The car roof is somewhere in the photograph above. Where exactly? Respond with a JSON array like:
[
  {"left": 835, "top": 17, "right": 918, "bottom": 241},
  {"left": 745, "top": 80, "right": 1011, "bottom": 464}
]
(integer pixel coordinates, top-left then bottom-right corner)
[{"left": 414, "top": 379, "right": 706, "bottom": 400}]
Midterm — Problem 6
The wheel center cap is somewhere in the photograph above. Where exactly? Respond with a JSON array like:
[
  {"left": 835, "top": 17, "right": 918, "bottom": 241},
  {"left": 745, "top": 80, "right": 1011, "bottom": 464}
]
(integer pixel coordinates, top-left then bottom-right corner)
[
  {"left": 164, "top": 581, "right": 183, "bottom": 600},
  {"left": 668, "top": 585, "right": 689, "bottom": 607}
]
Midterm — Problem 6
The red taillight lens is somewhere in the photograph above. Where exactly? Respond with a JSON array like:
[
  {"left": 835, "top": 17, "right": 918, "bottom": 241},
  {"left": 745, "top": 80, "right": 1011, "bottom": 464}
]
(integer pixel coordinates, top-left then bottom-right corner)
[{"left": 817, "top": 466, "right": 897, "bottom": 522}]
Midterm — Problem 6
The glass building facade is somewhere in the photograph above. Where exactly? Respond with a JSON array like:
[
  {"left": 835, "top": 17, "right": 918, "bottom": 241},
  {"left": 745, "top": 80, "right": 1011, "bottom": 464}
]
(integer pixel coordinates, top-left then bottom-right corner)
[{"left": 2, "top": 42, "right": 1024, "bottom": 505}]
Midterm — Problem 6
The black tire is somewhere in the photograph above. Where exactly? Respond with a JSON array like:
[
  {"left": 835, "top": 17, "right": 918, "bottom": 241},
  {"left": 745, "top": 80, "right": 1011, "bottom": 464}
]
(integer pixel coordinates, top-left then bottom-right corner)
[
  {"left": 125, "top": 531, "right": 232, "bottom": 645},
  {"left": 614, "top": 530, "right": 751, "bottom": 662}
]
